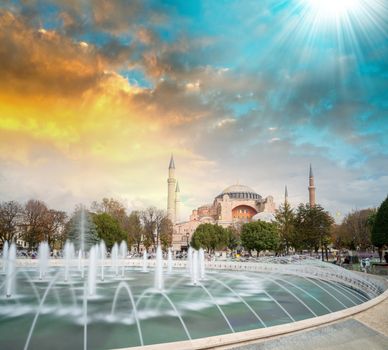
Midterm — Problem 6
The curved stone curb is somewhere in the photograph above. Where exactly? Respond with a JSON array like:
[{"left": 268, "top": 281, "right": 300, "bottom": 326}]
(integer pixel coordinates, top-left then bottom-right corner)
[
  {"left": 11, "top": 259, "right": 387, "bottom": 350},
  {"left": 116, "top": 287, "right": 388, "bottom": 350}
]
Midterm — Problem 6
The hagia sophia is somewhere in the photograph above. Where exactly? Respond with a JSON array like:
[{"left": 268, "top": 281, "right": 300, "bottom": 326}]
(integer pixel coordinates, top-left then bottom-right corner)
[{"left": 167, "top": 155, "right": 316, "bottom": 252}]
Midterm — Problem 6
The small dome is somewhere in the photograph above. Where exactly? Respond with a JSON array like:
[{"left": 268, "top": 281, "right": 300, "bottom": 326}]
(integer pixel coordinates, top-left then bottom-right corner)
[{"left": 252, "top": 212, "right": 275, "bottom": 223}]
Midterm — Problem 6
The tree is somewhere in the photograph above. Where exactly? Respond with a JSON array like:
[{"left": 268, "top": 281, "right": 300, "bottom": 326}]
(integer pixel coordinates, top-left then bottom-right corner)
[
  {"left": 293, "top": 204, "right": 334, "bottom": 259},
  {"left": 190, "top": 223, "right": 229, "bottom": 252},
  {"left": 212, "top": 225, "right": 229, "bottom": 251},
  {"left": 226, "top": 226, "right": 240, "bottom": 250},
  {"left": 240, "top": 221, "right": 279, "bottom": 255},
  {"left": 338, "top": 208, "right": 376, "bottom": 250},
  {"left": 91, "top": 198, "right": 127, "bottom": 231},
  {"left": 191, "top": 223, "right": 213, "bottom": 251},
  {"left": 275, "top": 201, "right": 295, "bottom": 254},
  {"left": 21, "top": 199, "right": 49, "bottom": 249},
  {"left": 42, "top": 209, "right": 67, "bottom": 250},
  {"left": 330, "top": 223, "right": 347, "bottom": 250},
  {"left": 65, "top": 207, "right": 99, "bottom": 251},
  {"left": 367, "top": 211, "right": 377, "bottom": 234},
  {"left": 0, "top": 201, "right": 23, "bottom": 244},
  {"left": 93, "top": 213, "right": 126, "bottom": 250},
  {"left": 126, "top": 211, "right": 143, "bottom": 252},
  {"left": 159, "top": 217, "right": 173, "bottom": 251},
  {"left": 371, "top": 196, "right": 388, "bottom": 262},
  {"left": 240, "top": 221, "right": 279, "bottom": 256},
  {"left": 140, "top": 207, "right": 164, "bottom": 248}
]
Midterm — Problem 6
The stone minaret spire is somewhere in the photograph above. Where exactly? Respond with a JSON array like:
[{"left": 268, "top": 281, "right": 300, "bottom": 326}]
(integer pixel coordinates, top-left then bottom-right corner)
[
  {"left": 285, "top": 185, "right": 288, "bottom": 204},
  {"left": 167, "top": 154, "right": 177, "bottom": 222},
  {"left": 175, "top": 181, "right": 180, "bottom": 223},
  {"left": 308, "top": 164, "right": 316, "bottom": 207}
]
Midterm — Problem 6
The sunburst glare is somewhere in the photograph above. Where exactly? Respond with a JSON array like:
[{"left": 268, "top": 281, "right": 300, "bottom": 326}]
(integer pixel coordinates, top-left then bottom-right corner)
[{"left": 303, "top": 0, "right": 363, "bottom": 19}]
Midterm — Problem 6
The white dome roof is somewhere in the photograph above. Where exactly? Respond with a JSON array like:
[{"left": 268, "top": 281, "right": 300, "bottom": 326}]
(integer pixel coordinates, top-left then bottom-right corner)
[
  {"left": 222, "top": 184, "right": 256, "bottom": 194},
  {"left": 252, "top": 212, "right": 275, "bottom": 223},
  {"left": 216, "top": 184, "right": 262, "bottom": 200}
]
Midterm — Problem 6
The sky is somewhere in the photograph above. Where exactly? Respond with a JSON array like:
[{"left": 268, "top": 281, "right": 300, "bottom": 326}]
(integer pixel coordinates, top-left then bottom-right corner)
[{"left": 0, "top": 0, "right": 387, "bottom": 222}]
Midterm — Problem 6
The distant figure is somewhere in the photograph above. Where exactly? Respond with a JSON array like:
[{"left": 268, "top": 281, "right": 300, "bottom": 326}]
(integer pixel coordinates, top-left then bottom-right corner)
[
  {"left": 336, "top": 255, "right": 342, "bottom": 265},
  {"left": 360, "top": 258, "right": 370, "bottom": 273},
  {"left": 384, "top": 252, "right": 388, "bottom": 264}
]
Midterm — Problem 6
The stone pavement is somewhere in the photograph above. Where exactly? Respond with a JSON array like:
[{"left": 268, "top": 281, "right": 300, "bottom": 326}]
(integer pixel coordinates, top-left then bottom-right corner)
[
  {"left": 354, "top": 293, "right": 388, "bottom": 336},
  {"left": 230, "top": 319, "right": 388, "bottom": 350},
  {"left": 228, "top": 276, "right": 388, "bottom": 350}
]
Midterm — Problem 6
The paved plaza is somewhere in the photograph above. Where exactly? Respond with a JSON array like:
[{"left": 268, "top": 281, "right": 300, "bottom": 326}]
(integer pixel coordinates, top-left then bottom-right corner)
[{"left": 230, "top": 291, "right": 388, "bottom": 350}]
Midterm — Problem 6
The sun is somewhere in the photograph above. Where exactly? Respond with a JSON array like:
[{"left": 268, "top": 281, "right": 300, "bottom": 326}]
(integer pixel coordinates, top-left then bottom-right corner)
[{"left": 303, "top": 0, "right": 363, "bottom": 19}]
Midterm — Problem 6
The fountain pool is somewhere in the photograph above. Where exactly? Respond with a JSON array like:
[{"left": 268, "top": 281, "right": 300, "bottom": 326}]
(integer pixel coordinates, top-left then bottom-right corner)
[{"left": 0, "top": 244, "right": 385, "bottom": 350}]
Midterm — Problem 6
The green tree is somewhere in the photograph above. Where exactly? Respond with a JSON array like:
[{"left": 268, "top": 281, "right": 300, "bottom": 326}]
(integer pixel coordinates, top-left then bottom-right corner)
[
  {"left": 92, "top": 213, "right": 125, "bottom": 249},
  {"left": 65, "top": 207, "right": 99, "bottom": 251},
  {"left": 159, "top": 217, "right": 173, "bottom": 251},
  {"left": 91, "top": 198, "right": 127, "bottom": 233},
  {"left": 191, "top": 223, "right": 228, "bottom": 252},
  {"left": 275, "top": 201, "right": 295, "bottom": 254},
  {"left": 226, "top": 226, "right": 240, "bottom": 250},
  {"left": 293, "top": 204, "right": 334, "bottom": 259},
  {"left": 212, "top": 225, "right": 228, "bottom": 251},
  {"left": 240, "top": 221, "right": 279, "bottom": 256},
  {"left": 191, "top": 223, "right": 212, "bottom": 250},
  {"left": 371, "top": 196, "right": 388, "bottom": 262},
  {"left": 367, "top": 211, "right": 377, "bottom": 228},
  {"left": 126, "top": 211, "right": 143, "bottom": 252}
]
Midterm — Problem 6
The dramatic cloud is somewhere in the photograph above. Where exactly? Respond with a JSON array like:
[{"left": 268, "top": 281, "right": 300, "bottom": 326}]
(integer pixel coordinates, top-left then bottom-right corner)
[{"left": 0, "top": 0, "right": 387, "bottom": 221}]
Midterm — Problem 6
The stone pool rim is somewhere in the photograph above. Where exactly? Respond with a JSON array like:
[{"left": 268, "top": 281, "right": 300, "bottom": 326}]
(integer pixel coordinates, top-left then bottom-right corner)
[{"left": 10, "top": 258, "right": 387, "bottom": 350}]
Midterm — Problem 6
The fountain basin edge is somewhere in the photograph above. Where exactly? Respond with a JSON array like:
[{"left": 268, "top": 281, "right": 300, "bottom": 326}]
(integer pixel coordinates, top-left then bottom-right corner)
[{"left": 120, "top": 285, "right": 388, "bottom": 350}]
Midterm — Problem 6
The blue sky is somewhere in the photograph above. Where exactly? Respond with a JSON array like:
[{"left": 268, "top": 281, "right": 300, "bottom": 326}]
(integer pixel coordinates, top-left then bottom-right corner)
[{"left": 0, "top": 0, "right": 387, "bottom": 219}]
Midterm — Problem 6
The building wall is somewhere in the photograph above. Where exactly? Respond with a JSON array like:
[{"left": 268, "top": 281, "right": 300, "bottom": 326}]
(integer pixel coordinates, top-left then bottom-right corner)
[
  {"left": 232, "top": 205, "right": 258, "bottom": 220},
  {"left": 172, "top": 192, "right": 276, "bottom": 252}
]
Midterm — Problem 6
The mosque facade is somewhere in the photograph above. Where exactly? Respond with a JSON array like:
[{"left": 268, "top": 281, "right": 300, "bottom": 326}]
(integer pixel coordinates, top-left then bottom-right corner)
[{"left": 167, "top": 155, "right": 277, "bottom": 252}]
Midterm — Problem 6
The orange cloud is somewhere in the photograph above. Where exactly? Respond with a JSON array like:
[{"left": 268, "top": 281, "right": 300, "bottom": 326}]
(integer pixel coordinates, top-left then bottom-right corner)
[{"left": 0, "top": 10, "right": 217, "bottom": 216}]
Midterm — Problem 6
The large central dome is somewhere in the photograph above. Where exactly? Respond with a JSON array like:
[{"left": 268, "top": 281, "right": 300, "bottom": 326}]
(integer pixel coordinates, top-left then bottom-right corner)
[
  {"left": 216, "top": 184, "right": 262, "bottom": 200},
  {"left": 222, "top": 184, "right": 255, "bottom": 194}
]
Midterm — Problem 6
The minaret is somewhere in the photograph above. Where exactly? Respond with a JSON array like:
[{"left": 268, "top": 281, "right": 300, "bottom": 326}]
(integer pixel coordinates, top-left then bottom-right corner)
[
  {"left": 308, "top": 164, "right": 316, "bottom": 207},
  {"left": 175, "top": 181, "right": 180, "bottom": 223},
  {"left": 285, "top": 185, "right": 288, "bottom": 204},
  {"left": 167, "top": 154, "right": 177, "bottom": 223}
]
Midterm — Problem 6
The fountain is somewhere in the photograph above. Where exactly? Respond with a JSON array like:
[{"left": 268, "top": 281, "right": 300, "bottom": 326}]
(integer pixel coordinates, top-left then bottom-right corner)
[
  {"left": 167, "top": 248, "right": 173, "bottom": 274},
  {"left": 88, "top": 245, "right": 97, "bottom": 296},
  {"left": 38, "top": 241, "right": 50, "bottom": 280},
  {"left": 0, "top": 241, "right": 385, "bottom": 350},
  {"left": 142, "top": 250, "right": 148, "bottom": 272},
  {"left": 5, "top": 243, "right": 16, "bottom": 297},
  {"left": 199, "top": 248, "right": 205, "bottom": 280},
  {"left": 187, "top": 246, "right": 193, "bottom": 274},
  {"left": 154, "top": 246, "right": 164, "bottom": 290},
  {"left": 100, "top": 240, "right": 106, "bottom": 281},
  {"left": 2, "top": 241, "right": 8, "bottom": 274},
  {"left": 80, "top": 207, "right": 85, "bottom": 255},
  {"left": 63, "top": 241, "right": 74, "bottom": 282},
  {"left": 111, "top": 243, "right": 119, "bottom": 276},
  {"left": 119, "top": 241, "right": 127, "bottom": 277},
  {"left": 191, "top": 249, "right": 199, "bottom": 285}
]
